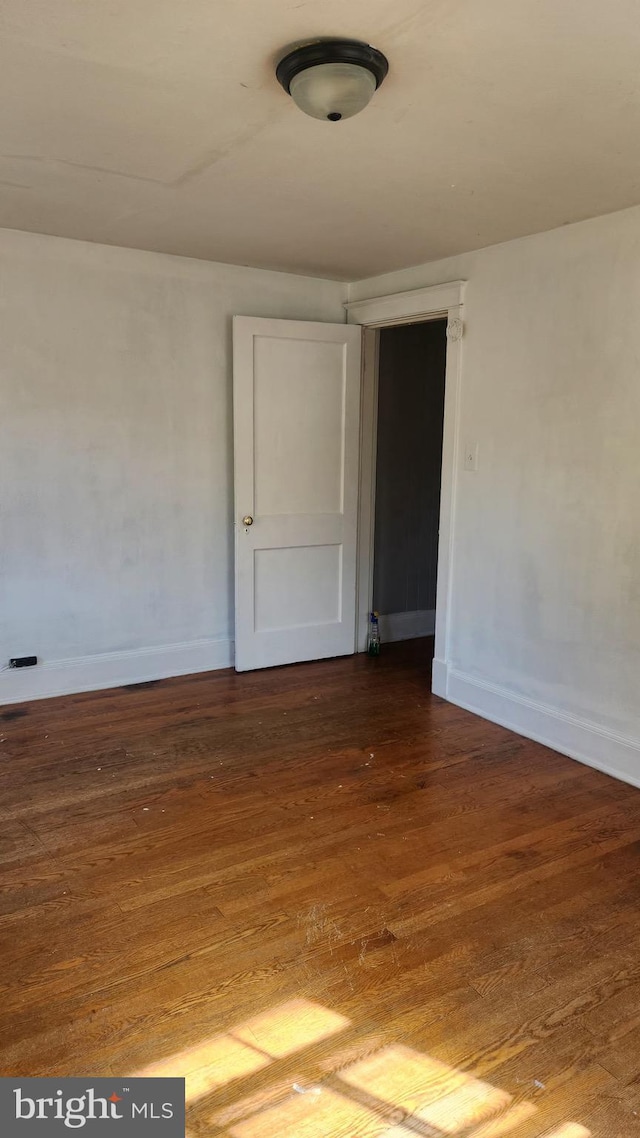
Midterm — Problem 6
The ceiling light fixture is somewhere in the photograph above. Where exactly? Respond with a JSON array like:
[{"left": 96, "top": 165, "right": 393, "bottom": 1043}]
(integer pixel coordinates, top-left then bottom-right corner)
[{"left": 276, "top": 38, "right": 389, "bottom": 122}]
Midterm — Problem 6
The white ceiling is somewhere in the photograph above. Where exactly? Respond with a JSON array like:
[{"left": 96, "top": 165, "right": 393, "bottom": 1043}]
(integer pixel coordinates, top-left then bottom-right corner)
[{"left": 2, "top": 0, "right": 640, "bottom": 280}]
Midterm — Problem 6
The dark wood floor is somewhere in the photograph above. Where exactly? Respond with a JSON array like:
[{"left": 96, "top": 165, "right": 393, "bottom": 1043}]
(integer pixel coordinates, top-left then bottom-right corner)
[{"left": 1, "top": 640, "right": 639, "bottom": 1136}]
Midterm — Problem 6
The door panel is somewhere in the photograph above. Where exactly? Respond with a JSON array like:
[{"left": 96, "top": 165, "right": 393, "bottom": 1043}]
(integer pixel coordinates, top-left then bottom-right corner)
[
  {"left": 233, "top": 316, "right": 362, "bottom": 672},
  {"left": 253, "top": 337, "right": 347, "bottom": 516},
  {"left": 254, "top": 544, "right": 342, "bottom": 631}
]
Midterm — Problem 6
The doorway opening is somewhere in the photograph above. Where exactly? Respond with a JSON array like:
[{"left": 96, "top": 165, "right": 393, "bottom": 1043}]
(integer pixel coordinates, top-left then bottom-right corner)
[
  {"left": 366, "top": 318, "right": 448, "bottom": 669},
  {"left": 349, "top": 278, "right": 464, "bottom": 696}
]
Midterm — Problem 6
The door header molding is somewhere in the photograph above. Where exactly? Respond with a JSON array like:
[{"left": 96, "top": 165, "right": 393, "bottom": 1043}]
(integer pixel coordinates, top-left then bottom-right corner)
[{"left": 344, "top": 280, "right": 466, "bottom": 328}]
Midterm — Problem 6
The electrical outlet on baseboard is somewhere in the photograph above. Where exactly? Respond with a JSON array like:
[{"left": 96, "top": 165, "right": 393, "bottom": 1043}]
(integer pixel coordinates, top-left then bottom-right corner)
[{"left": 463, "top": 441, "right": 479, "bottom": 471}]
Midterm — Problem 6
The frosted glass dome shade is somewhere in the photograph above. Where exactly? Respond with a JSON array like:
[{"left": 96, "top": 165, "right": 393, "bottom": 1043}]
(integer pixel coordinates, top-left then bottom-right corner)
[{"left": 289, "top": 62, "right": 377, "bottom": 121}]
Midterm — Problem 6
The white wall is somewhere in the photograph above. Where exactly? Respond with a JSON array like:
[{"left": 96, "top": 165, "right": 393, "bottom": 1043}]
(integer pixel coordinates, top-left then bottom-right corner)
[
  {"left": 350, "top": 204, "right": 640, "bottom": 786},
  {"left": 0, "top": 228, "right": 346, "bottom": 702}
]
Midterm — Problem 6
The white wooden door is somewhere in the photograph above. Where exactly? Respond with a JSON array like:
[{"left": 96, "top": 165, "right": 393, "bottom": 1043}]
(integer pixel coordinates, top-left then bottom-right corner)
[{"left": 233, "top": 316, "right": 362, "bottom": 672}]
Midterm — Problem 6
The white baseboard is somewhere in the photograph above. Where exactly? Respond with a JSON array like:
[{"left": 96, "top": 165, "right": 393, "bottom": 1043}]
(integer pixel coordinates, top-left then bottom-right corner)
[
  {"left": 379, "top": 609, "right": 436, "bottom": 644},
  {"left": 0, "top": 637, "right": 233, "bottom": 706},
  {"left": 431, "top": 657, "right": 448, "bottom": 698},
  {"left": 443, "top": 664, "right": 640, "bottom": 791}
]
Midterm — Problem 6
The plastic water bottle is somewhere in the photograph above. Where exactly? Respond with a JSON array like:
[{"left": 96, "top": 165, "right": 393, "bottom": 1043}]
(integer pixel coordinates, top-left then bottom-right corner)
[{"left": 368, "top": 611, "right": 381, "bottom": 656}]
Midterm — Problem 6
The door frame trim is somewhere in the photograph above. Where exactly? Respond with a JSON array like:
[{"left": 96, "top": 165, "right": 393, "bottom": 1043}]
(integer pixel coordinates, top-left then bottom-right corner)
[{"left": 345, "top": 280, "right": 466, "bottom": 697}]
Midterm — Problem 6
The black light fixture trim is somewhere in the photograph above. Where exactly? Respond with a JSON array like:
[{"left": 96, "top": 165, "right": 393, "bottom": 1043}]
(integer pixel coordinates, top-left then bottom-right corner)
[{"left": 276, "top": 38, "right": 389, "bottom": 95}]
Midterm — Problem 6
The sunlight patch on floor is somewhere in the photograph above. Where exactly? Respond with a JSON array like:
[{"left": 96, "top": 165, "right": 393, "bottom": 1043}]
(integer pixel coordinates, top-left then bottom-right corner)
[
  {"left": 232, "top": 998, "right": 350, "bottom": 1059},
  {"left": 225, "top": 1041, "right": 525, "bottom": 1136},
  {"left": 464, "top": 1101, "right": 539, "bottom": 1136},
  {"left": 134, "top": 1034, "right": 270, "bottom": 1102},
  {"left": 416, "top": 1078, "right": 513, "bottom": 1133},
  {"left": 134, "top": 996, "right": 592, "bottom": 1137},
  {"left": 542, "top": 1126, "right": 591, "bottom": 1137},
  {"left": 132, "top": 998, "right": 348, "bottom": 1103},
  {"left": 228, "top": 1085, "right": 381, "bottom": 1138},
  {"left": 338, "top": 1044, "right": 469, "bottom": 1112},
  {"left": 338, "top": 1043, "right": 515, "bottom": 1131}
]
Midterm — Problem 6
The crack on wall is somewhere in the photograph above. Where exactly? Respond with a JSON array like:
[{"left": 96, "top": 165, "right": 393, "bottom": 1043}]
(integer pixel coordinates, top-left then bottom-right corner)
[
  {"left": 0, "top": 109, "right": 280, "bottom": 193},
  {"left": 0, "top": 154, "right": 168, "bottom": 186},
  {"left": 171, "top": 113, "right": 280, "bottom": 187},
  {"left": 0, "top": 179, "right": 33, "bottom": 190}
]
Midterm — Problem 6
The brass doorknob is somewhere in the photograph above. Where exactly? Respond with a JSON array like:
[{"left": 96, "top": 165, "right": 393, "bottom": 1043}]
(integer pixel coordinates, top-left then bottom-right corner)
[{"left": 242, "top": 515, "right": 254, "bottom": 526}]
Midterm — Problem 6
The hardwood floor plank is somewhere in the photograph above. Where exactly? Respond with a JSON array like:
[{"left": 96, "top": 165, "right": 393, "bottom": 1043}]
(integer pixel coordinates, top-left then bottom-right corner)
[{"left": 1, "top": 640, "right": 639, "bottom": 1137}]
